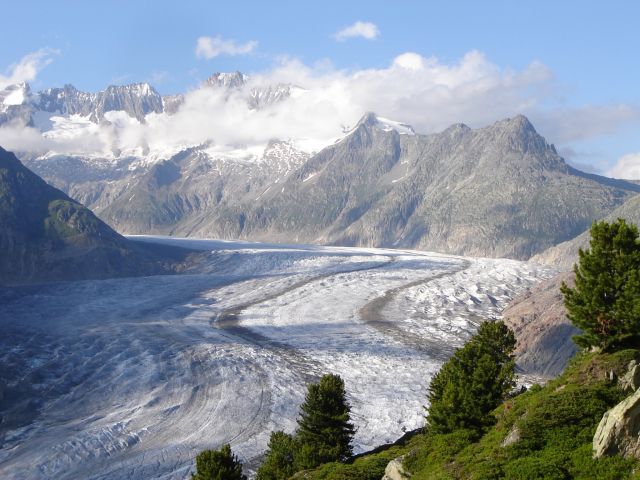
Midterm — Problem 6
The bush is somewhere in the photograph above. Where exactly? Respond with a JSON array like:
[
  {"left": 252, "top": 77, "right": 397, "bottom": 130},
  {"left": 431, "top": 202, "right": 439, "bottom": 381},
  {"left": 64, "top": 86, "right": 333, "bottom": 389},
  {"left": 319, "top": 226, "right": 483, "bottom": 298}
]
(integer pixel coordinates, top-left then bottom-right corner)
[
  {"left": 192, "top": 444, "right": 246, "bottom": 480},
  {"left": 502, "top": 455, "right": 570, "bottom": 480}
]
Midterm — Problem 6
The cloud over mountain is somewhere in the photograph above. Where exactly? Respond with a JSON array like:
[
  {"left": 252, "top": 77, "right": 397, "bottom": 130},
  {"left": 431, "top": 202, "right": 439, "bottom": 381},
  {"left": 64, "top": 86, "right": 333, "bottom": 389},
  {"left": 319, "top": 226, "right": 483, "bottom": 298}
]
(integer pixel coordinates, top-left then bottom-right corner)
[
  {"left": 1, "top": 49, "right": 639, "bottom": 166},
  {"left": 607, "top": 152, "right": 640, "bottom": 180},
  {"left": 0, "top": 49, "right": 57, "bottom": 90}
]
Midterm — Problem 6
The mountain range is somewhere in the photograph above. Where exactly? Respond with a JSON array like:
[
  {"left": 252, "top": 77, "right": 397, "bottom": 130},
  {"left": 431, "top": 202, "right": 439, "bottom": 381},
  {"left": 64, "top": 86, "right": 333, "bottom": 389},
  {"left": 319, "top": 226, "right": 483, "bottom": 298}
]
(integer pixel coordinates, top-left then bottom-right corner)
[
  {"left": 0, "top": 71, "right": 292, "bottom": 129},
  {"left": 2, "top": 72, "right": 640, "bottom": 262}
]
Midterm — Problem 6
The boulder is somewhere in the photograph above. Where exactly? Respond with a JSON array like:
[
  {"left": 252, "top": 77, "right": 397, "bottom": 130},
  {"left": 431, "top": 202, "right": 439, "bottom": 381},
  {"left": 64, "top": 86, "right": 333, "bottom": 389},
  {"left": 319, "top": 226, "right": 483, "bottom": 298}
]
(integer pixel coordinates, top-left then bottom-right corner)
[
  {"left": 501, "top": 425, "right": 521, "bottom": 447},
  {"left": 619, "top": 360, "right": 640, "bottom": 393},
  {"left": 382, "top": 455, "right": 410, "bottom": 480},
  {"left": 593, "top": 388, "right": 640, "bottom": 458}
]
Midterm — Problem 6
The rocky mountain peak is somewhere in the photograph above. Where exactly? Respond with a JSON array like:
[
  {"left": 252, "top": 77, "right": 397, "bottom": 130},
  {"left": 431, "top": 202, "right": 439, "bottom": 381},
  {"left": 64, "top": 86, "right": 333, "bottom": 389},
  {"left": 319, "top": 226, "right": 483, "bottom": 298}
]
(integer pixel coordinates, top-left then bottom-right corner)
[
  {"left": 248, "top": 83, "right": 293, "bottom": 109},
  {"left": 205, "top": 71, "right": 247, "bottom": 89},
  {"left": 34, "top": 82, "right": 164, "bottom": 123},
  {"left": 104, "top": 82, "right": 157, "bottom": 97},
  {"left": 484, "top": 114, "right": 559, "bottom": 160},
  {"left": 356, "top": 111, "right": 379, "bottom": 128},
  {"left": 443, "top": 122, "right": 471, "bottom": 136},
  {"left": 491, "top": 114, "right": 540, "bottom": 140},
  {"left": 504, "top": 114, "right": 536, "bottom": 132},
  {"left": 98, "top": 83, "right": 163, "bottom": 122},
  {"left": 350, "top": 112, "right": 415, "bottom": 136}
]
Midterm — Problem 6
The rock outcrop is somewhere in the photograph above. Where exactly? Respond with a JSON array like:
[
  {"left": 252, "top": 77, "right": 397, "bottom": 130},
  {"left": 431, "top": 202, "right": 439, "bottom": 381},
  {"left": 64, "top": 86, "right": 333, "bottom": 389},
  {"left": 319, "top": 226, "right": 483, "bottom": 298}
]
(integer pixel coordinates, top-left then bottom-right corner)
[
  {"left": 619, "top": 360, "right": 640, "bottom": 394},
  {"left": 593, "top": 387, "right": 640, "bottom": 458},
  {"left": 382, "top": 455, "right": 410, "bottom": 480},
  {"left": 501, "top": 425, "right": 521, "bottom": 447}
]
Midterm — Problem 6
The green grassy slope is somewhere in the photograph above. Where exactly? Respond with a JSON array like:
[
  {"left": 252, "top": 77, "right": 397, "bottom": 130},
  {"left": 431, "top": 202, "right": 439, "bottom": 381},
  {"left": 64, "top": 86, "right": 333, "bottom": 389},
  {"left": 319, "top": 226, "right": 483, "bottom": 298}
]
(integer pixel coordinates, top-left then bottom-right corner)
[{"left": 294, "top": 350, "right": 640, "bottom": 480}]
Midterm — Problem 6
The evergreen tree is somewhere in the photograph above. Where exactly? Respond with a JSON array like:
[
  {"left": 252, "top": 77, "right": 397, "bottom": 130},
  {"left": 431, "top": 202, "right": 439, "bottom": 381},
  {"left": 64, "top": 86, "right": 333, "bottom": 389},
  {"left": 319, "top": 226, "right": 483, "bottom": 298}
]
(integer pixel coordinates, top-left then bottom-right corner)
[
  {"left": 295, "top": 373, "right": 355, "bottom": 468},
  {"left": 192, "top": 444, "right": 246, "bottom": 480},
  {"left": 426, "top": 320, "right": 516, "bottom": 434},
  {"left": 561, "top": 219, "right": 640, "bottom": 351},
  {"left": 255, "top": 431, "right": 297, "bottom": 480}
]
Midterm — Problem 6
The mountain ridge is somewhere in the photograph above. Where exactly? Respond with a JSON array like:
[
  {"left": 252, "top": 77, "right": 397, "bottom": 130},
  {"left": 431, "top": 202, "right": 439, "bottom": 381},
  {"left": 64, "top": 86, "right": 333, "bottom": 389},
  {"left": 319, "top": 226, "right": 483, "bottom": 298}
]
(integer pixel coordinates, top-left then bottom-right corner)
[
  {"left": 44, "top": 113, "right": 638, "bottom": 260},
  {"left": 531, "top": 193, "right": 640, "bottom": 269},
  {"left": 0, "top": 147, "right": 196, "bottom": 285}
]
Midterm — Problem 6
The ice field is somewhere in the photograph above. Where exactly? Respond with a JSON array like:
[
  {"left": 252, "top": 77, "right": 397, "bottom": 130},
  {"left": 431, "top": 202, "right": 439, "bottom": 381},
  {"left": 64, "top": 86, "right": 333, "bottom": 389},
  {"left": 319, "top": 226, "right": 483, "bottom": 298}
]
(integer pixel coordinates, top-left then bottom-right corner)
[{"left": 0, "top": 237, "right": 553, "bottom": 479}]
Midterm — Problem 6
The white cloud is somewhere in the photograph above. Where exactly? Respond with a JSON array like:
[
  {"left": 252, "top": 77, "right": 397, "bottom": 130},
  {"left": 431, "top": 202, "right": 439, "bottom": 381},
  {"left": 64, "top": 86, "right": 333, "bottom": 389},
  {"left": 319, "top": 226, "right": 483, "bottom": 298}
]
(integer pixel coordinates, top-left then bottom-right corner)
[
  {"left": 333, "top": 21, "right": 380, "bottom": 41},
  {"left": 607, "top": 153, "right": 640, "bottom": 180},
  {"left": 530, "top": 104, "right": 640, "bottom": 144},
  {"left": 53, "top": 51, "right": 560, "bottom": 155},
  {"left": 0, "top": 49, "right": 58, "bottom": 90},
  {"left": 195, "top": 36, "right": 258, "bottom": 59},
  {"left": 392, "top": 52, "right": 425, "bottom": 71},
  {"left": 0, "top": 123, "right": 52, "bottom": 153},
  {"left": 4, "top": 49, "right": 639, "bottom": 168}
]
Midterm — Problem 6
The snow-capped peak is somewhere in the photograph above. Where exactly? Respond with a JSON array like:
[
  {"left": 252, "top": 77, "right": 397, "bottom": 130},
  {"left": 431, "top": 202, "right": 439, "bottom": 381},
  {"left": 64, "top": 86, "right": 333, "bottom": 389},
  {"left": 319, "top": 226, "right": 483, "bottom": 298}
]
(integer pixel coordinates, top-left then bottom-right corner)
[
  {"left": 346, "top": 112, "right": 416, "bottom": 136},
  {"left": 373, "top": 116, "right": 416, "bottom": 135},
  {"left": 2, "top": 82, "right": 30, "bottom": 106}
]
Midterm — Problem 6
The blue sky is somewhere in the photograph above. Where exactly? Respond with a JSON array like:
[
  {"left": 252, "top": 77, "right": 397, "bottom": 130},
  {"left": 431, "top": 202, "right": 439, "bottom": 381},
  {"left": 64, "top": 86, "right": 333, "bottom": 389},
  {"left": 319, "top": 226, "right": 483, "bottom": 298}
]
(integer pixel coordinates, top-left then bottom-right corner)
[{"left": 1, "top": 0, "right": 639, "bottom": 176}]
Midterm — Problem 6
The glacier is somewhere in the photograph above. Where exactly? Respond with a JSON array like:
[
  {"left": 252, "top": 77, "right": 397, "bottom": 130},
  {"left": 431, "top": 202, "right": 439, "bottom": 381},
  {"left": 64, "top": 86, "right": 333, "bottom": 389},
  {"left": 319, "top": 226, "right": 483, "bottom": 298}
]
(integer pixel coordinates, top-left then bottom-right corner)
[{"left": 0, "top": 237, "right": 553, "bottom": 479}]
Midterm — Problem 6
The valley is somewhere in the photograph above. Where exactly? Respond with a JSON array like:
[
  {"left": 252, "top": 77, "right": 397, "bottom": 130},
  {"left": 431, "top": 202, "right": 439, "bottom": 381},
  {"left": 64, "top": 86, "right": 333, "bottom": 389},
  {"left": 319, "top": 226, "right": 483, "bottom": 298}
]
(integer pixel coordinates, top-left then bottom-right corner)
[{"left": 0, "top": 237, "right": 552, "bottom": 479}]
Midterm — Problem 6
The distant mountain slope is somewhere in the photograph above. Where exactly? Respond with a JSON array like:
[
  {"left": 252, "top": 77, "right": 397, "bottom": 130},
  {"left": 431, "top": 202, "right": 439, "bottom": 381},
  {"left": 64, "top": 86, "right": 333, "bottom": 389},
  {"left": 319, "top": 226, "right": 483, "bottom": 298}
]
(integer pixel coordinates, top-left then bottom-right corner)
[
  {"left": 531, "top": 194, "right": 640, "bottom": 269},
  {"left": 503, "top": 272, "right": 578, "bottom": 378},
  {"left": 222, "top": 114, "right": 639, "bottom": 259},
  {"left": 0, "top": 147, "right": 194, "bottom": 285},
  {"left": 27, "top": 114, "right": 640, "bottom": 260}
]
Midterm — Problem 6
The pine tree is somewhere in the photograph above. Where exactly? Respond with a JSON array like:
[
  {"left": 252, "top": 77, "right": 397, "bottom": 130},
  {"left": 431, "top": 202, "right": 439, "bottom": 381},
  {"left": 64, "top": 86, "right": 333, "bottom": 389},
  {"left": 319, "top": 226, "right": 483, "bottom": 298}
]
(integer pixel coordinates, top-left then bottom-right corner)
[
  {"left": 426, "top": 320, "right": 516, "bottom": 434},
  {"left": 192, "top": 444, "right": 246, "bottom": 480},
  {"left": 255, "top": 431, "right": 297, "bottom": 480},
  {"left": 295, "top": 374, "right": 355, "bottom": 468},
  {"left": 561, "top": 219, "right": 640, "bottom": 351}
]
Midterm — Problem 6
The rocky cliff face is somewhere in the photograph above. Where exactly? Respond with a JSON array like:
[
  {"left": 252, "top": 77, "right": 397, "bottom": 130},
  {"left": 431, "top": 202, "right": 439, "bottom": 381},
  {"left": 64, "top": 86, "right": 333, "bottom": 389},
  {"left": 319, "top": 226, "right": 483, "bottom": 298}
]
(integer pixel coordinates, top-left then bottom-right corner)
[{"left": 0, "top": 147, "right": 192, "bottom": 285}]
